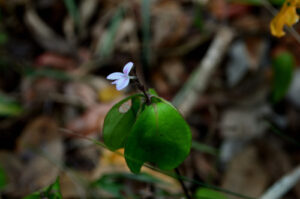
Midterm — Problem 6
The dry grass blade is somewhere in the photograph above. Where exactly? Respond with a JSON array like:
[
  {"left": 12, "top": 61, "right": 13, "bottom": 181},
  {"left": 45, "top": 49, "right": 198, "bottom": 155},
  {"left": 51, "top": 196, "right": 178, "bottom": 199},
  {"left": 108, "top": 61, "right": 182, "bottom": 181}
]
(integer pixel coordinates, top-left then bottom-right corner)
[
  {"left": 24, "top": 8, "right": 75, "bottom": 55},
  {"left": 260, "top": 165, "right": 300, "bottom": 199},
  {"left": 172, "top": 27, "right": 234, "bottom": 117}
]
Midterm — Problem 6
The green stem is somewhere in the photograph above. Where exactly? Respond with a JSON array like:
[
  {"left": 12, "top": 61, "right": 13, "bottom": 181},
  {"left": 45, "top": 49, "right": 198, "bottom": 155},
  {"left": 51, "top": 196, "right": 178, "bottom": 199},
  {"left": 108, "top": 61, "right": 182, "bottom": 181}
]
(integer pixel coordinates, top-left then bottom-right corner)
[{"left": 175, "top": 168, "right": 192, "bottom": 199}]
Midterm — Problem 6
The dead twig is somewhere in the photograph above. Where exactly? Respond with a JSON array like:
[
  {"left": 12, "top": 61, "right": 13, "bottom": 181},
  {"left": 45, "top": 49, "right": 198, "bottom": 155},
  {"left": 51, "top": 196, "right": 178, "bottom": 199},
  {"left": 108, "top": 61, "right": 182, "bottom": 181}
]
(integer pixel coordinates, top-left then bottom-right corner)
[
  {"left": 260, "top": 165, "right": 300, "bottom": 199},
  {"left": 24, "top": 8, "right": 76, "bottom": 56},
  {"left": 172, "top": 27, "right": 234, "bottom": 117}
]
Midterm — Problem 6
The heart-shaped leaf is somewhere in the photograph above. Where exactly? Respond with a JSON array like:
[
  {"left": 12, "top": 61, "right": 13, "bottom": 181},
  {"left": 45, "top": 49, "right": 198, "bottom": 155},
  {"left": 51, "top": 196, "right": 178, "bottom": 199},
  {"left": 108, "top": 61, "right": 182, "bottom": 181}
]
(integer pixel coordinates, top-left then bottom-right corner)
[
  {"left": 124, "top": 96, "right": 191, "bottom": 173},
  {"left": 103, "top": 94, "right": 144, "bottom": 150}
]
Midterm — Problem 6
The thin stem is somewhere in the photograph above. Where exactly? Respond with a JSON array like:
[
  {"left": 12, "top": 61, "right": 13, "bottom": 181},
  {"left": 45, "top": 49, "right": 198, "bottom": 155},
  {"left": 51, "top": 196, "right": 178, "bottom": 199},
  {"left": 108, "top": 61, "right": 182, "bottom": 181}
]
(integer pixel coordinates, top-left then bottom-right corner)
[
  {"left": 132, "top": 67, "right": 151, "bottom": 105},
  {"left": 175, "top": 168, "right": 192, "bottom": 199}
]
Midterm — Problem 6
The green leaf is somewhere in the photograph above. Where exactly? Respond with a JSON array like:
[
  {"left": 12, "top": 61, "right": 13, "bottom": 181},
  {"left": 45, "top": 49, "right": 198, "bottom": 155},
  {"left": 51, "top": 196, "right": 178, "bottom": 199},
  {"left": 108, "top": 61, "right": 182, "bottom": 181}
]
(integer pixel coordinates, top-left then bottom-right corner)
[
  {"left": 271, "top": 52, "right": 294, "bottom": 103},
  {"left": 103, "top": 94, "right": 144, "bottom": 150},
  {"left": 148, "top": 88, "right": 158, "bottom": 96},
  {"left": 268, "top": 0, "right": 285, "bottom": 5},
  {"left": 231, "top": 0, "right": 262, "bottom": 5},
  {"left": 192, "top": 141, "right": 219, "bottom": 156},
  {"left": 97, "top": 7, "right": 123, "bottom": 58},
  {"left": 23, "top": 193, "right": 41, "bottom": 199},
  {"left": 0, "top": 102, "right": 22, "bottom": 117},
  {"left": 23, "top": 178, "right": 62, "bottom": 199},
  {"left": 194, "top": 5, "right": 204, "bottom": 30},
  {"left": 230, "top": 0, "right": 284, "bottom": 6},
  {"left": 125, "top": 96, "right": 192, "bottom": 173},
  {"left": 112, "top": 172, "right": 162, "bottom": 184},
  {"left": 25, "top": 68, "right": 72, "bottom": 81},
  {"left": 0, "top": 93, "right": 23, "bottom": 117},
  {"left": 195, "top": 188, "right": 228, "bottom": 199},
  {"left": 0, "top": 165, "right": 6, "bottom": 190},
  {"left": 63, "top": 0, "right": 80, "bottom": 26},
  {"left": 92, "top": 175, "right": 123, "bottom": 197},
  {"left": 91, "top": 172, "right": 162, "bottom": 197},
  {"left": 141, "top": 0, "right": 151, "bottom": 68},
  {"left": 0, "top": 32, "right": 8, "bottom": 45}
]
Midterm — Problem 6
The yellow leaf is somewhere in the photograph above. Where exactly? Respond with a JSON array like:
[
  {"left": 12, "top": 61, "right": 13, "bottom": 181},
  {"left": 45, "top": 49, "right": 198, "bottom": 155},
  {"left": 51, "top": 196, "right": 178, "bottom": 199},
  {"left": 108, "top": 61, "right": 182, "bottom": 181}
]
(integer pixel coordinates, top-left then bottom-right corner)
[
  {"left": 101, "top": 148, "right": 127, "bottom": 166},
  {"left": 98, "top": 85, "right": 122, "bottom": 102},
  {"left": 270, "top": 0, "right": 300, "bottom": 37}
]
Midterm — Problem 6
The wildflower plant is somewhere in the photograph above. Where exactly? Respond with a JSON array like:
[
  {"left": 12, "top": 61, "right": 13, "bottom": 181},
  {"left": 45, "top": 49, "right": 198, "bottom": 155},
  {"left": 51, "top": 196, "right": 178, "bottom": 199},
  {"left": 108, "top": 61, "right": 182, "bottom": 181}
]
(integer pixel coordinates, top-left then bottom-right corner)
[
  {"left": 104, "top": 62, "right": 192, "bottom": 173},
  {"left": 107, "top": 62, "right": 135, "bottom": 90}
]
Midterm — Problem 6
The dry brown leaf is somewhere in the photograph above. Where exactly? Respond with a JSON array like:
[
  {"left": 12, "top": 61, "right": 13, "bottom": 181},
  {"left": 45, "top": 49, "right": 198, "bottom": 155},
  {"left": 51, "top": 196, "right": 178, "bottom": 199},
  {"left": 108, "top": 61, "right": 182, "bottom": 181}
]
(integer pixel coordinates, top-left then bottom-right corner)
[
  {"left": 0, "top": 151, "right": 23, "bottom": 195},
  {"left": 192, "top": 152, "right": 219, "bottom": 181},
  {"left": 209, "top": 0, "right": 250, "bottom": 19},
  {"left": 257, "top": 138, "right": 292, "bottom": 181},
  {"left": 152, "top": 71, "right": 172, "bottom": 99},
  {"left": 152, "top": 0, "right": 189, "bottom": 48},
  {"left": 294, "top": 181, "right": 300, "bottom": 199},
  {"left": 59, "top": 171, "right": 87, "bottom": 198},
  {"left": 0, "top": 116, "right": 63, "bottom": 197},
  {"left": 115, "top": 17, "right": 139, "bottom": 53},
  {"left": 93, "top": 148, "right": 181, "bottom": 194},
  {"left": 99, "top": 149, "right": 128, "bottom": 172},
  {"left": 79, "top": 0, "right": 99, "bottom": 29},
  {"left": 220, "top": 105, "right": 270, "bottom": 139},
  {"left": 16, "top": 117, "right": 63, "bottom": 194},
  {"left": 64, "top": 82, "right": 97, "bottom": 108},
  {"left": 24, "top": 8, "right": 74, "bottom": 54},
  {"left": 98, "top": 85, "right": 122, "bottom": 102},
  {"left": 66, "top": 102, "right": 114, "bottom": 135},
  {"left": 219, "top": 105, "right": 270, "bottom": 164},
  {"left": 35, "top": 52, "right": 77, "bottom": 70},
  {"left": 222, "top": 145, "right": 270, "bottom": 198},
  {"left": 65, "top": 137, "right": 100, "bottom": 172},
  {"left": 233, "top": 15, "right": 267, "bottom": 34},
  {"left": 61, "top": 137, "right": 101, "bottom": 198},
  {"left": 101, "top": 0, "right": 124, "bottom": 10},
  {"left": 161, "top": 58, "right": 186, "bottom": 87},
  {"left": 21, "top": 77, "right": 60, "bottom": 106}
]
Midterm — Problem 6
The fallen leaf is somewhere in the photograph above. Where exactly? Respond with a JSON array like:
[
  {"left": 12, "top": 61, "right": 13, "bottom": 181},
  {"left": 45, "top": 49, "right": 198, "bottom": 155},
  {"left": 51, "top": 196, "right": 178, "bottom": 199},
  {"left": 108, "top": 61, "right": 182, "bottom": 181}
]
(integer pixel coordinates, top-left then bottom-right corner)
[
  {"left": 98, "top": 85, "right": 122, "bottom": 103},
  {"left": 222, "top": 145, "right": 270, "bottom": 198},
  {"left": 21, "top": 77, "right": 60, "bottom": 106},
  {"left": 94, "top": 148, "right": 181, "bottom": 194},
  {"left": 66, "top": 103, "right": 114, "bottom": 135},
  {"left": 35, "top": 52, "right": 77, "bottom": 70},
  {"left": 270, "top": 0, "right": 300, "bottom": 37},
  {"left": 24, "top": 8, "right": 75, "bottom": 54},
  {"left": 152, "top": 0, "right": 189, "bottom": 48},
  {"left": 219, "top": 105, "right": 271, "bottom": 164},
  {"left": 0, "top": 116, "right": 63, "bottom": 197},
  {"left": 64, "top": 82, "right": 97, "bottom": 108},
  {"left": 161, "top": 58, "right": 186, "bottom": 87}
]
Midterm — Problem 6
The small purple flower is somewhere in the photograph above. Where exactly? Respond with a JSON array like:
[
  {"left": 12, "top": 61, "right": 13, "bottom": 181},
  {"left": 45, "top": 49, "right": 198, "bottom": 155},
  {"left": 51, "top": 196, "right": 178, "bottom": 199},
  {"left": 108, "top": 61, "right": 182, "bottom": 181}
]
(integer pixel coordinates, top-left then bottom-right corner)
[{"left": 107, "top": 62, "right": 134, "bottom": 90}]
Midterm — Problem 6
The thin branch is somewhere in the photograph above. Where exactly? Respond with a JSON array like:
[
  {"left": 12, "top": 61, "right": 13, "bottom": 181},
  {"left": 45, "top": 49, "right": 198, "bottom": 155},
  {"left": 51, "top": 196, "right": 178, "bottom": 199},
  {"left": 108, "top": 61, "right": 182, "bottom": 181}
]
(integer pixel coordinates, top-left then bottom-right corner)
[
  {"left": 172, "top": 27, "right": 234, "bottom": 117},
  {"left": 175, "top": 168, "right": 192, "bottom": 199},
  {"left": 132, "top": 66, "right": 151, "bottom": 105},
  {"left": 260, "top": 165, "right": 300, "bottom": 199}
]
